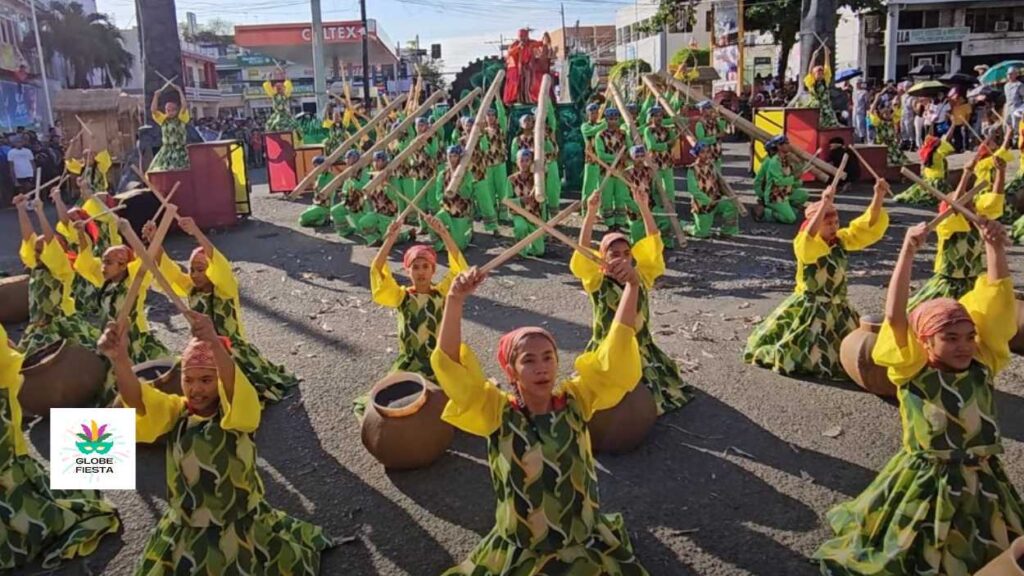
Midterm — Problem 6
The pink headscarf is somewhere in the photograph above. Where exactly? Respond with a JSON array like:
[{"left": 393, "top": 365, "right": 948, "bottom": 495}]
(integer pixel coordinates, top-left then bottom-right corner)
[
  {"left": 182, "top": 338, "right": 216, "bottom": 371},
  {"left": 403, "top": 245, "right": 437, "bottom": 269},
  {"left": 189, "top": 246, "right": 209, "bottom": 268},
  {"left": 909, "top": 298, "right": 974, "bottom": 340},
  {"left": 103, "top": 245, "right": 134, "bottom": 266},
  {"left": 496, "top": 327, "right": 556, "bottom": 382},
  {"left": 599, "top": 232, "right": 630, "bottom": 255}
]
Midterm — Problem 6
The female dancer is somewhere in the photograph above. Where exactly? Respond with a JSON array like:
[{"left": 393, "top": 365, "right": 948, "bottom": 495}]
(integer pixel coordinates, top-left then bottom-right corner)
[
  {"left": 98, "top": 313, "right": 333, "bottom": 575},
  {"left": 263, "top": 74, "right": 296, "bottom": 132},
  {"left": 149, "top": 83, "right": 190, "bottom": 172},
  {"left": 893, "top": 130, "right": 954, "bottom": 205},
  {"left": 156, "top": 217, "right": 298, "bottom": 403},
  {"left": 869, "top": 93, "right": 904, "bottom": 167},
  {"left": 814, "top": 218, "right": 1023, "bottom": 576},
  {"left": 432, "top": 145, "right": 475, "bottom": 252},
  {"left": 803, "top": 44, "right": 838, "bottom": 128},
  {"left": 430, "top": 263, "right": 649, "bottom": 575},
  {"left": 573, "top": 186, "right": 692, "bottom": 414},
  {"left": 0, "top": 324, "right": 120, "bottom": 571},
  {"left": 744, "top": 179, "right": 890, "bottom": 379}
]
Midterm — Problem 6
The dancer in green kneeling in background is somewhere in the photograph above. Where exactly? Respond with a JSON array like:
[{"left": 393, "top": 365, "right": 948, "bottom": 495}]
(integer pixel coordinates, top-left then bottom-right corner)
[
  {"left": 432, "top": 144, "right": 476, "bottom": 252},
  {"left": 753, "top": 135, "right": 810, "bottom": 224},
  {"left": 580, "top": 102, "right": 606, "bottom": 211},
  {"left": 686, "top": 142, "right": 739, "bottom": 238},
  {"left": 506, "top": 148, "right": 548, "bottom": 257},
  {"left": 431, "top": 262, "right": 650, "bottom": 576},
  {"left": 331, "top": 149, "right": 369, "bottom": 238},
  {"left": 299, "top": 156, "right": 338, "bottom": 228},
  {"left": 357, "top": 151, "right": 409, "bottom": 246}
]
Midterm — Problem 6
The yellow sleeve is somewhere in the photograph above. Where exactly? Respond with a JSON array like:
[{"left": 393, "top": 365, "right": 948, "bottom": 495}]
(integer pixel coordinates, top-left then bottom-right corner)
[
  {"left": 873, "top": 320, "right": 928, "bottom": 386},
  {"left": 283, "top": 79, "right": 294, "bottom": 98},
  {"left": 370, "top": 262, "right": 406, "bottom": 308},
  {"left": 157, "top": 253, "right": 193, "bottom": 297},
  {"left": 95, "top": 150, "right": 113, "bottom": 174},
  {"left": 562, "top": 322, "right": 642, "bottom": 421},
  {"left": 65, "top": 157, "right": 84, "bottom": 175},
  {"left": 0, "top": 329, "right": 28, "bottom": 456},
  {"left": 975, "top": 192, "right": 1005, "bottom": 220},
  {"left": 152, "top": 110, "right": 167, "bottom": 125},
  {"left": 136, "top": 383, "right": 186, "bottom": 443},
  {"left": 960, "top": 276, "right": 1016, "bottom": 375},
  {"left": 837, "top": 208, "right": 889, "bottom": 252},
  {"left": 868, "top": 112, "right": 881, "bottom": 126},
  {"left": 19, "top": 235, "right": 38, "bottom": 269},
  {"left": 936, "top": 140, "right": 955, "bottom": 159},
  {"left": 824, "top": 63, "right": 832, "bottom": 83},
  {"left": 933, "top": 213, "right": 971, "bottom": 273},
  {"left": 803, "top": 72, "right": 815, "bottom": 91},
  {"left": 179, "top": 108, "right": 190, "bottom": 124},
  {"left": 40, "top": 238, "right": 73, "bottom": 288},
  {"left": 126, "top": 260, "right": 153, "bottom": 333},
  {"left": 430, "top": 344, "right": 505, "bottom": 437},
  {"left": 219, "top": 363, "right": 261, "bottom": 432},
  {"left": 207, "top": 249, "right": 239, "bottom": 301},
  {"left": 81, "top": 197, "right": 123, "bottom": 247},
  {"left": 570, "top": 248, "right": 604, "bottom": 293},
  {"left": 55, "top": 221, "right": 75, "bottom": 246},
  {"left": 436, "top": 249, "right": 468, "bottom": 297},
  {"left": 793, "top": 230, "right": 830, "bottom": 265},
  {"left": 322, "top": 119, "right": 334, "bottom": 130},
  {"left": 633, "top": 233, "right": 665, "bottom": 288},
  {"left": 73, "top": 245, "right": 104, "bottom": 288}
]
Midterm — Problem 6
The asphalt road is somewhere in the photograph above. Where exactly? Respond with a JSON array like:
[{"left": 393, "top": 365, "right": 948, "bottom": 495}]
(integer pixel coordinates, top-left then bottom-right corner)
[{"left": 3, "top": 143, "right": 1023, "bottom": 576}]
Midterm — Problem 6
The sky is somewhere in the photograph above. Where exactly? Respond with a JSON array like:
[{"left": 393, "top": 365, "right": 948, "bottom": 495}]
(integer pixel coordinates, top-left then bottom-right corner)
[{"left": 95, "top": 0, "right": 631, "bottom": 72}]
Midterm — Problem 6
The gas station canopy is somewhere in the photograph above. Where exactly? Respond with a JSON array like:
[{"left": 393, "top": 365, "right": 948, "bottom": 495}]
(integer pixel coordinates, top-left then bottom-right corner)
[{"left": 234, "top": 19, "right": 398, "bottom": 75}]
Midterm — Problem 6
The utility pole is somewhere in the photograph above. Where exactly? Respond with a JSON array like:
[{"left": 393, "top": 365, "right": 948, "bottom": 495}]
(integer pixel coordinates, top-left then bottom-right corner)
[
  {"left": 310, "top": 0, "right": 327, "bottom": 115},
  {"left": 29, "top": 0, "right": 53, "bottom": 127},
  {"left": 560, "top": 3, "right": 571, "bottom": 103},
  {"left": 360, "top": 0, "right": 371, "bottom": 107}
]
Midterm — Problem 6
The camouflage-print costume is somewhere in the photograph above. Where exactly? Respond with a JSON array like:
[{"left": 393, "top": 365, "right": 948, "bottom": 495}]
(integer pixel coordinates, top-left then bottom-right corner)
[
  {"left": 188, "top": 290, "right": 298, "bottom": 404},
  {"left": 482, "top": 124, "right": 506, "bottom": 167},
  {"left": 584, "top": 276, "right": 692, "bottom": 415},
  {"left": 322, "top": 123, "right": 346, "bottom": 156},
  {"left": 408, "top": 140, "right": 439, "bottom": 180},
  {"left": 695, "top": 119, "right": 724, "bottom": 163},
  {"left": 907, "top": 227, "right": 983, "bottom": 311},
  {"left": 744, "top": 244, "right": 859, "bottom": 379},
  {"left": 149, "top": 117, "right": 189, "bottom": 172},
  {"left": 622, "top": 164, "right": 653, "bottom": 218},
  {"left": 647, "top": 124, "right": 674, "bottom": 169},
  {"left": 769, "top": 155, "right": 797, "bottom": 203},
  {"left": 814, "top": 361, "right": 1024, "bottom": 575},
  {"left": 441, "top": 167, "right": 473, "bottom": 218},
  {"left": 94, "top": 279, "right": 171, "bottom": 365},
  {"left": 443, "top": 395, "right": 649, "bottom": 576},
  {"left": 459, "top": 135, "right": 491, "bottom": 183},
  {"left": 137, "top": 397, "right": 332, "bottom": 575},
  {"left": 366, "top": 174, "right": 399, "bottom": 217},
  {"left": 508, "top": 170, "right": 542, "bottom": 217},
  {"left": 690, "top": 159, "right": 722, "bottom": 214},
  {"left": 0, "top": 384, "right": 120, "bottom": 571},
  {"left": 344, "top": 181, "right": 367, "bottom": 212}
]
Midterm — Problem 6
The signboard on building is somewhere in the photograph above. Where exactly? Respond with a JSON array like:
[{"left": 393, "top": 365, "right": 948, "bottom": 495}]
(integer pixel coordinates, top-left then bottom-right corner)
[
  {"left": 0, "top": 80, "right": 40, "bottom": 130},
  {"left": 713, "top": 0, "right": 740, "bottom": 93},
  {"left": 896, "top": 27, "right": 970, "bottom": 45},
  {"left": 238, "top": 54, "right": 277, "bottom": 67}
]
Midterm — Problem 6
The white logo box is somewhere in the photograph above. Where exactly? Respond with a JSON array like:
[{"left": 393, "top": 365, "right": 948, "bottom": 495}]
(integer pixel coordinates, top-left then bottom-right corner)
[{"left": 49, "top": 408, "right": 136, "bottom": 491}]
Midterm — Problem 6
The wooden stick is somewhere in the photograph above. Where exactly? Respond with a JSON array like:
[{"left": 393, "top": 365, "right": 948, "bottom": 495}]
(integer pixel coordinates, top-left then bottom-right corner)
[
  {"left": 480, "top": 201, "right": 580, "bottom": 274},
  {"left": 75, "top": 115, "right": 94, "bottom": 136},
  {"left": 831, "top": 154, "right": 850, "bottom": 189},
  {"left": 641, "top": 74, "right": 696, "bottom": 145},
  {"left": 314, "top": 91, "right": 446, "bottom": 200},
  {"left": 81, "top": 203, "right": 126, "bottom": 225},
  {"left": 115, "top": 205, "right": 176, "bottom": 326},
  {"left": 847, "top": 145, "right": 881, "bottom": 181},
  {"left": 926, "top": 182, "right": 984, "bottom": 233},
  {"left": 503, "top": 199, "right": 601, "bottom": 264},
  {"left": 658, "top": 73, "right": 834, "bottom": 182},
  {"left": 116, "top": 218, "right": 190, "bottom": 315},
  {"left": 609, "top": 81, "right": 687, "bottom": 248},
  {"left": 155, "top": 71, "right": 179, "bottom": 93},
  {"left": 130, "top": 166, "right": 184, "bottom": 224},
  {"left": 533, "top": 74, "right": 552, "bottom": 205},
  {"left": 392, "top": 182, "right": 433, "bottom": 220},
  {"left": 289, "top": 93, "right": 408, "bottom": 196},
  {"left": 901, "top": 168, "right": 984, "bottom": 227},
  {"left": 150, "top": 183, "right": 181, "bottom": 222},
  {"left": 795, "top": 147, "right": 823, "bottom": 175},
  {"left": 715, "top": 174, "right": 749, "bottom": 216},
  {"left": 444, "top": 70, "right": 506, "bottom": 199}
]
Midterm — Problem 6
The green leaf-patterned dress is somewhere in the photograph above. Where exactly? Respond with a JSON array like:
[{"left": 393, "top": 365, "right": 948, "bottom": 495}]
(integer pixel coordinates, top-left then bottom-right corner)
[
  {"left": 0, "top": 327, "right": 121, "bottom": 571},
  {"left": 570, "top": 234, "right": 693, "bottom": 415},
  {"left": 430, "top": 322, "right": 649, "bottom": 576},
  {"left": 133, "top": 367, "right": 333, "bottom": 575},
  {"left": 745, "top": 209, "right": 889, "bottom": 379},
  {"left": 870, "top": 112, "right": 904, "bottom": 167},
  {"left": 149, "top": 109, "right": 190, "bottom": 172},
  {"left": 264, "top": 80, "right": 296, "bottom": 133},
  {"left": 907, "top": 218, "right": 984, "bottom": 312},
  {"left": 815, "top": 277, "right": 1024, "bottom": 576},
  {"left": 893, "top": 139, "right": 953, "bottom": 206}
]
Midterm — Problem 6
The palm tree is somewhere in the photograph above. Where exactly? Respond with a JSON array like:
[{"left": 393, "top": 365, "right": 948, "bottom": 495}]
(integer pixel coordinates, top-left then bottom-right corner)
[{"left": 27, "top": 1, "right": 133, "bottom": 88}]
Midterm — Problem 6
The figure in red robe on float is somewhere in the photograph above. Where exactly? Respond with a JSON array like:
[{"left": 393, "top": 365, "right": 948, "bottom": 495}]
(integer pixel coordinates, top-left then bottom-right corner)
[{"left": 503, "top": 29, "right": 554, "bottom": 105}]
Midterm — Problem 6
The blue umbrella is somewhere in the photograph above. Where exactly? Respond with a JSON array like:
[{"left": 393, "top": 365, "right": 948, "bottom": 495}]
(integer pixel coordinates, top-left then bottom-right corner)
[
  {"left": 980, "top": 60, "right": 1024, "bottom": 85},
  {"left": 835, "top": 68, "right": 862, "bottom": 84}
]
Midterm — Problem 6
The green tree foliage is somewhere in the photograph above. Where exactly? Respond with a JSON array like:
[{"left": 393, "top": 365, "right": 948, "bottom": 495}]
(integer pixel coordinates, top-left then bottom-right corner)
[
  {"left": 609, "top": 59, "right": 652, "bottom": 82},
  {"left": 670, "top": 47, "right": 710, "bottom": 68},
  {"left": 27, "top": 1, "right": 133, "bottom": 89},
  {"left": 635, "top": 0, "right": 700, "bottom": 35}
]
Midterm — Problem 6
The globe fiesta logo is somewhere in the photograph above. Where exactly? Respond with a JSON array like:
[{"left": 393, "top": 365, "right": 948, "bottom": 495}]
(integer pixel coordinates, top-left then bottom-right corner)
[{"left": 51, "top": 408, "right": 136, "bottom": 490}]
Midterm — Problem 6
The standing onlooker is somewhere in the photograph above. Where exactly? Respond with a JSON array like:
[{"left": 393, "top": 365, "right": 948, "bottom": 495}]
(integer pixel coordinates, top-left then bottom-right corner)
[
  {"left": 900, "top": 83, "right": 915, "bottom": 150},
  {"left": 913, "top": 96, "right": 928, "bottom": 149},
  {"left": 852, "top": 80, "right": 869, "bottom": 143},
  {"left": 7, "top": 137, "right": 36, "bottom": 195},
  {"left": 1005, "top": 67, "right": 1023, "bottom": 145}
]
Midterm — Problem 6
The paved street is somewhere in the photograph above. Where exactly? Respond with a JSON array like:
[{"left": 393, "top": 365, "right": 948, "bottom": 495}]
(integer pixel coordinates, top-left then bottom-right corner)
[{"left": 4, "top": 142, "right": 1023, "bottom": 576}]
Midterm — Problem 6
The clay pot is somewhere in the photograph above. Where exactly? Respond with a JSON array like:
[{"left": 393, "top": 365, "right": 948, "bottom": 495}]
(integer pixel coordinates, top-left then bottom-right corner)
[
  {"left": 133, "top": 358, "right": 183, "bottom": 397},
  {"left": 840, "top": 314, "right": 896, "bottom": 397},
  {"left": 588, "top": 383, "right": 658, "bottom": 454},
  {"left": 975, "top": 536, "right": 1024, "bottom": 576},
  {"left": 0, "top": 274, "right": 29, "bottom": 324},
  {"left": 1009, "top": 299, "right": 1024, "bottom": 357},
  {"left": 19, "top": 340, "right": 106, "bottom": 416},
  {"left": 361, "top": 372, "right": 454, "bottom": 470}
]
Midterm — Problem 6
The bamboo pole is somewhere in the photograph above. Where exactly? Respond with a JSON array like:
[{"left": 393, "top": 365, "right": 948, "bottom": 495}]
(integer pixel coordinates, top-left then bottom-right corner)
[
  {"left": 658, "top": 72, "right": 834, "bottom": 182},
  {"left": 115, "top": 205, "right": 176, "bottom": 326},
  {"left": 831, "top": 154, "right": 850, "bottom": 190},
  {"left": 608, "top": 81, "right": 688, "bottom": 247},
  {"left": 847, "top": 145, "right": 881, "bottom": 181},
  {"left": 393, "top": 178, "right": 435, "bottom": 221},
  {"left": 308, "top": 91, "right": 444, "bottom": 200},
  {"left": 361, "top": 88, "right": 483, "bottom": 196},
  {"left": 502, "top": 199, "right": 601, "bottom": 264},
  {"left": 533, "top": 74, "right": 552, "bottom": 204},
  {"left": 116, "top": 218, "right": 191, "bottom": 315},
  {"left": 289, "top": 93, "right": 408, "bottom": 196},
  {"left": 641, "top": 74, "right": 696, "bottom": 146},
  {"left": 926, "top": 182, "right": 984, "bottom": 233},
  {"left": 715, "top": 174, "right": 749, "bottom": 217},
  {"left": 480, "top": 201, "right": 580, "bottom": 274},
  {"left": 444, "top": 70, "right": 506, "bottom": 199},
  {"left": 150, "top": 183, "right": 181, "bottom": 223},
  {"left": 901, "top": 168, "right": 984, "bottom": 227}
]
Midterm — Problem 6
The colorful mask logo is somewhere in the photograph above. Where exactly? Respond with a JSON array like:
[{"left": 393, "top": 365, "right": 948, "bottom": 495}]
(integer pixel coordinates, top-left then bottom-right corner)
[{"left": 75, "top": 420, "right": 114, "bottom": 455}]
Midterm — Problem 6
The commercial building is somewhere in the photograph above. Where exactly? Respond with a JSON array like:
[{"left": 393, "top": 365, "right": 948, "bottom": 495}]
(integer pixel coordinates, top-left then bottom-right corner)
[
  {"left": 837, "top": 0, "right": 1024, "bottom": 82},
  {"left": 547, "top": 25, "right": 616, "bottom": 91}
]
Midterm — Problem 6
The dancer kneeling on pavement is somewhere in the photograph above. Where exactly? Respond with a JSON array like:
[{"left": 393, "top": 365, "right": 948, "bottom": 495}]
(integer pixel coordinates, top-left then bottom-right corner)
[
  {"left": 358, "top": 151, "right": 407, "bottom": 246},
  {"left": 893, "top": 130, "right": 954, "bottom": 206},
  {"left": 573, "top": 188, "right": 693, "bottom": 414},
  {"left": 156, "top": 217, "right": 298, "bottom": 403},
  {"left": 354, "top": 216, "right": 467, "bottom": 417},
  {"left": 752, "top": 135, "right": 809, "bottom": 224},
  {"left": 744, "top": 179, "right": 890, "bottom": 379},
  {"left": 0, "top": 323, "right": 120, "bottom": 572},
  {"left": 623, "top": 145, "right": 678, "bottom": 248},
  {"left": 331, "top": 149, "right": 369, "bottom": 238},
  {"left": 506, "top": 148, "right": 548, "bottom": 257},
  {"left": 298, "top": 156, "right": 337, "bottom": 228},
  {"left": 432, "top": 145, "right": 475, "bottom": 252},
  {"left": 686, "top": 142, "right": 739, "bottom": 238},
  {"left": 430, "top": 265, "right": 650, "bottom": 576},
  {"left": 814, "top": 218, "right": 1023, "bottom": 575},
  {"left": 98, "top": 313, "right": 334, "bottom": 575}
]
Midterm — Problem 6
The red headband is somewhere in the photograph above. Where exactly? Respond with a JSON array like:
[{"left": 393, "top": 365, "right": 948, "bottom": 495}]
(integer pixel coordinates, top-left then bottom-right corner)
[
  {"left": 403, "top": 245, "right": 437, "bottom": 269},
  {"left": 181, "top": 336, "right": 232, "bottom": 371},
  {"left": 496, "top": 327, "right": 556, "bottom": 382},
  {"left": 909, "top": 298, "right": 973, "bottom": 340},
  {"left": 103, "top": 245, "right": 134, "bottom": 266}
]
